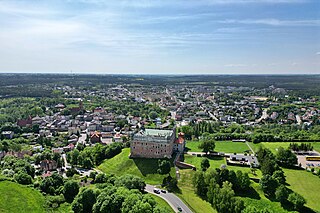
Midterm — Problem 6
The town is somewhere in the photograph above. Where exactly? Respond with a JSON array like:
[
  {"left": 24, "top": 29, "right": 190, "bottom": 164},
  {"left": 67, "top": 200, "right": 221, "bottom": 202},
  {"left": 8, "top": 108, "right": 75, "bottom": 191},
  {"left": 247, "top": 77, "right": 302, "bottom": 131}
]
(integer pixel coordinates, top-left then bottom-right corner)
[{"left": 0, "top": 74, "right": 320, "bottom": 213}]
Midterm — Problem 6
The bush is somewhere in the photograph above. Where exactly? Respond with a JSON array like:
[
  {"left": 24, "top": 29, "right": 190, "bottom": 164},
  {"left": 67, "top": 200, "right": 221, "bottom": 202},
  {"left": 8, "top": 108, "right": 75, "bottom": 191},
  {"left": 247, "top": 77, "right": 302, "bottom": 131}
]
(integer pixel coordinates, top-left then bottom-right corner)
[{"left": 14, "top": 171, "right": 32, "bottom": 185}]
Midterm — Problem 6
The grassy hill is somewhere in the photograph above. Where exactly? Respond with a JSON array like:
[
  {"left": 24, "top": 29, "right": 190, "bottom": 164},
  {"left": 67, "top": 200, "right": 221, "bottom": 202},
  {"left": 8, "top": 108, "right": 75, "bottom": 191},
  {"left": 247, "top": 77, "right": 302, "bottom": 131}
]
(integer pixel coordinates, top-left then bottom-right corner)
[
  {"left": 98, "top": 148, "right": 176, "bottom": 185},
  {"left": 0, "top": 181, "right": 45, "bottom": 213}
]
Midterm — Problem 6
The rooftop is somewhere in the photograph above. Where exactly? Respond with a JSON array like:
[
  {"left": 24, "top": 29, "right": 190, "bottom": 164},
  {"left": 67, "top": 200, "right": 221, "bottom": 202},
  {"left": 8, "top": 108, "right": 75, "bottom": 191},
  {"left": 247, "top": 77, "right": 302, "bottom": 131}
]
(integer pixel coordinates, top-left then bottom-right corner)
[{"left": 138, "top": 129, "right": 173, "bottom": 137}]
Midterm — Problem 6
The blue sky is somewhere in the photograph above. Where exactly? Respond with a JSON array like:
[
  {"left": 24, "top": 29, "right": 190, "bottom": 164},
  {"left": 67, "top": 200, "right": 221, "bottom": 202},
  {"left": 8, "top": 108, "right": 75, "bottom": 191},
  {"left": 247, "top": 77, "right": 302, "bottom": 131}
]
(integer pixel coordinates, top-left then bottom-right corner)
[{"left": 0, "top": 0, "right": 319, "bottom": 74}]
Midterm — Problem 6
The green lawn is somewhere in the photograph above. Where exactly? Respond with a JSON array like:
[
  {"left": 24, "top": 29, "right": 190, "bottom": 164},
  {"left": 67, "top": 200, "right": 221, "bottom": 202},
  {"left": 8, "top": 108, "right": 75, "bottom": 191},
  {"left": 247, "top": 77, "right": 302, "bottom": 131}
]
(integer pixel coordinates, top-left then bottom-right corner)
[
  {"left": 149, "top": 194, "right": 175, "bottom": 213},
  {"left": 241, "top": 182, "right": 290, "bottom": 213},
  {"left": 184, "top": 154, "right": 262, "bottom": 178},
  {"left": 0, "top": 181, "right": 45, "bottom": 213},
  {"left": 250, "top": 142, "right": 320, "bottom": 154},
  {"left": 284, "top": 168, "right": 320, "bottom": 211},
  {"left": 186, "top": 141, "right": 251, "bottom": 153},
  {"left": 98, "top": 148, "right": 176, "bottom": 185}
]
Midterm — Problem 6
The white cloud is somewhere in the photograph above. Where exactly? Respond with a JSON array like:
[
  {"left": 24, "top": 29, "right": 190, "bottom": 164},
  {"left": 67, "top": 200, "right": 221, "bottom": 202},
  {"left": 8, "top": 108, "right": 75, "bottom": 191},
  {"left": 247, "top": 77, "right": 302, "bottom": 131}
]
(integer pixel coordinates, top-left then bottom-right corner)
[{"left": 220, "top": 19, "right": 320, "bottom": 26}]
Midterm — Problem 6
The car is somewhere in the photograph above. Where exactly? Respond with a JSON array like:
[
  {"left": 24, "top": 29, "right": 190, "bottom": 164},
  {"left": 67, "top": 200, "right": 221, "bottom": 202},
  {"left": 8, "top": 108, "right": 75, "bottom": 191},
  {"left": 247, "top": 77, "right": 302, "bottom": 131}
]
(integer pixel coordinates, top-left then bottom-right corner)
[
  {"left": 161, "top": 189, "right": 166, "bottom": 193},
  {"left": 177, "top": 206, "right": 182, "bottom": 212},
  {"left": 153, "top": 188, "right": 160, "bottom": 194}
]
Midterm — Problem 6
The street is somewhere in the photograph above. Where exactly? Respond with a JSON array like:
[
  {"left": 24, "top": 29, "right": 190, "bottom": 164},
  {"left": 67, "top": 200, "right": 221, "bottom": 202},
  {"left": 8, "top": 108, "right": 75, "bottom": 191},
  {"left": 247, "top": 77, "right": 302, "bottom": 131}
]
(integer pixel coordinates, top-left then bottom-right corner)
[{"left": 145, "top": 184, "right": 193, "bottom": 213}]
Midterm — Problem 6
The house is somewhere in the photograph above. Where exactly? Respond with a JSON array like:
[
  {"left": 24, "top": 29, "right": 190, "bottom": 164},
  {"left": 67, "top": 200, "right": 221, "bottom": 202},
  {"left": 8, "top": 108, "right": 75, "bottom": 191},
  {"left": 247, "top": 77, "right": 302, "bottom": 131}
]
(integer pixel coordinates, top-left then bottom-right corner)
[
  {"left": 1, "top": 131, "right": 14, "bottom": 139},
  {"left": 17, "top": 116, "right": 32, "bottom": 127},
  {"left": 68, "top": 127, "right": 80, "bottom": 136},
  {"left": 226, "top": 154, "right": 259, "bottom": 168},
  {"left": 63, "top": 143, "right": 75, "bottom": 152},
  {"left": 130, "top": 128, "right": 176, "bottom": 158},
  {"left": 40, "top": 160, "right": 57, "bottom": 171},
  {"left": 173, "top": 132, "right": 185, "bottom": 153},
  {"left": 113, "top": 132, "right": 123, "bottom": 142},
  {"left": 90, "top": 131, "right": 102, "bottom": 143}
]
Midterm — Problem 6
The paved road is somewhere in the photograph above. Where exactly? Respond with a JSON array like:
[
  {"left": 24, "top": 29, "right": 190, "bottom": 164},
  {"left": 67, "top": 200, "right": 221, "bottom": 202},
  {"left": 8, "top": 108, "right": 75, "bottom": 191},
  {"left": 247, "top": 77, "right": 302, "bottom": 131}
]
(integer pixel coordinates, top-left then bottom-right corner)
[{"left": 145, "top": 184, "right": 193, "bottom": 213}]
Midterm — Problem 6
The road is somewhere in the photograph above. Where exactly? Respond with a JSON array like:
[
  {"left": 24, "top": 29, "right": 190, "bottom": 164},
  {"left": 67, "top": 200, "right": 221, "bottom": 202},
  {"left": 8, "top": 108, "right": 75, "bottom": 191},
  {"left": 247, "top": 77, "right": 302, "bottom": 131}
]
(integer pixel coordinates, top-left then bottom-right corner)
[{"left": 145, "top": 184, "right": 193, "bottom": 213}]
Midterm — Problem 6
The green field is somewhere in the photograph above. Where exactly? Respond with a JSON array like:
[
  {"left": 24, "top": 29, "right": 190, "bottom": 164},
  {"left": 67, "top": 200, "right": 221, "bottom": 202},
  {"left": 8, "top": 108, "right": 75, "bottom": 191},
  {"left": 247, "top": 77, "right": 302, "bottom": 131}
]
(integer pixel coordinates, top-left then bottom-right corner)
[
  {"left": 284, "top": 168, "right": 320, "bottom": 211},
  {"left": 186, "top": 141, "right": 251, "bottom": 153},
  {"left": 0, "top": 181, "right": 45, "bottom": 213},
  {"left": 177, "top": 159, "right": 296, "bottom": 213},
  {"left": 98, "top": 148, "right": 176, "bottom": 185},
  {"left": 149, "top": 194, "right": 175, "bottom": 213},
  {"left": 250, "top": 142, "right": 320, "bottom": 154},
  {"left": 184, "top": 154, "right": 262, "bottom": 179}
]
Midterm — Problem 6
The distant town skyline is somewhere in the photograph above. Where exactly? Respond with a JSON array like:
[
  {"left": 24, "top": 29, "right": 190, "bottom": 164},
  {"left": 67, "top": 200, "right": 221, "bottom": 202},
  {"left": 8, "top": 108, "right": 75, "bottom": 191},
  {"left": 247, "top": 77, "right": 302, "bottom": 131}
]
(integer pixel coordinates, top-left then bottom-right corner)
[{"left": 0, "top": 0, "right": 319, "bottom": 74}]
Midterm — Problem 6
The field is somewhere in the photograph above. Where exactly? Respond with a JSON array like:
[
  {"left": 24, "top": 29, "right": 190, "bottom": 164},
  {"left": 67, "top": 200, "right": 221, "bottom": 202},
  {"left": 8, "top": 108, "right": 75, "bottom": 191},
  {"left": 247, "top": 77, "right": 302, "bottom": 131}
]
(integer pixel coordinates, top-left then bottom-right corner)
[
  {"left": 149, "top": 194, "right": 175, "bottom": 213},
  {"left": 180, "top": 155, "right": 304, "bottom": 213},
  {"left": 98, "top": 148, "right": 176, "bottom": 185},
  {"left": 183, "top": 154, "right": 262, "bottom": 178},
  {"left": 250, "top": 142, "right": 320, "bottom": 154},
  {"left": 186, "top": 141, "right": 251, "bottom": 153},
  {"left": 284, "top": 168, "right": 320, "bottom": 211},
  {"left": 0, "top": 181, "right": 45, "bottom": 213}
]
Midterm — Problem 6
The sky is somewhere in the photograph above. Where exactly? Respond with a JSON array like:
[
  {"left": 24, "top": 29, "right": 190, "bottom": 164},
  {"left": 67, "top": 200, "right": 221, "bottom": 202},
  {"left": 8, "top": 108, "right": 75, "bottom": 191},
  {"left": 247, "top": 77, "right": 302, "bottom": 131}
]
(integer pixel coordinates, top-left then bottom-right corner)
[{"left": 0, "top": 0, "right": 319, "bottom": 75}]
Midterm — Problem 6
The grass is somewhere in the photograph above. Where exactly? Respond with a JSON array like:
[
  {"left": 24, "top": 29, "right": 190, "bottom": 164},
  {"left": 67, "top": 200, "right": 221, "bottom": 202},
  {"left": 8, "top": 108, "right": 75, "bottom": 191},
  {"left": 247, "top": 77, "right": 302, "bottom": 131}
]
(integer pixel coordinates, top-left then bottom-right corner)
[
  {"left": 0, "top": 181, "right": 45, "bottom": 213},
  {"left": 284, "top": 168, "right": 320, "bottom": 211},
  {"left": 177, "top": 169, "right": 216, "bottom": 213},
  {"left": 98, "top": 148, "right": 176, "bottom": 185},
  {"left": 250, "top": 142, "right": 320, "bottom": 154},
  {"left": 149, "top": 194, "right": 175, "bottom": 213},
  {"left": 241, "top": 182, "right": 290, "bottom": 213},
  {"left": 53, "top": 203, "right": 72, "bottom": 213},
  {"left": 184, "top": 154, "right": 262, "bottom": 178},
  {"left": 186, "top": 140, "right": 251, "bottom": 153}
]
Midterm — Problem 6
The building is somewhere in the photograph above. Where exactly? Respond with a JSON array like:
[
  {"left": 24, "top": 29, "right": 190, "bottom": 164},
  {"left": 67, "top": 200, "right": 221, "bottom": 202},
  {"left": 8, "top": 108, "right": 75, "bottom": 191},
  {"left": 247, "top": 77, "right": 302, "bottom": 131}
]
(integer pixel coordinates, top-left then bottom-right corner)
[
  {"left": 226, "top": 154, "right": 259, "bottom": 168},
  {"left": 17, "top": 116, "right": 32, "bottom": 127},
  {"left": 173, "top": 132, "right": 185, "bottom": 153},
  {"left": 90, "top": 131, "right": 102, "bottom": 143},
  {"left": 130, "top": 128, "right": 176, "bottom": 158},
  {"left": 40, "top": 160, "right": 57, "bottom": 171},
  {"left": 1, "top": 131, "right": 14, "bottom": 139}
]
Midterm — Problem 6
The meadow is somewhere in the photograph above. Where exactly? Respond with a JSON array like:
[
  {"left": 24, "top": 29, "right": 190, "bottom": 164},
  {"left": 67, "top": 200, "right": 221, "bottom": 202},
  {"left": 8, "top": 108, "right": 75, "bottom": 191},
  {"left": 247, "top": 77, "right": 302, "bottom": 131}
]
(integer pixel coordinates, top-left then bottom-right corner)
[{"left": 186, "top": 140, "right": 251, "bottom": 153}]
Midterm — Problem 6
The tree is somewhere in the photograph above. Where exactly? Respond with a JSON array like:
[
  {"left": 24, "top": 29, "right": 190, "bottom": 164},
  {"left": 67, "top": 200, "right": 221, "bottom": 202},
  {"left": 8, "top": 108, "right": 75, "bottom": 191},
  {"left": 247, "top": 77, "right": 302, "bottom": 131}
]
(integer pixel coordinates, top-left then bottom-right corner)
[
  {"left": 149, "top": 111, "right": 158, "bottom": 120},
  {"left": 193, "top": 171, "right": 207, "bottom": 197},
  {"left": 157, "top": 159, "right": 171, "bottom": 175},
  {"left": 237, "top": 171, "right": 251, "bottom": 191},
  {"left": 208, "top": 181, "right": 244, "bottom": 213},
  {"left": 259, "top": 174, "right": 278, "bottom": 196},
  {"left": 83, "top": 157, "right": 93, "bottom": 169},
  {"left": 95, "top": 173, "right": 108, "bottom": 183},
  {"left": 198, "top": 137, "right": 215, "bottom": 154},
  {"left": 276, "top": 147, "right": 298, "bottom": 167},
  {"left": 272, "top": 170, "right": 286, "bottom": 185},
  {"left": 115, "top": 174, "right": 146, "bottom": 192},
  {"left": 63, "top": 180, "right": 80, "bottom": 203},
  {"left": 288, "top": 192, "right": 306, "bottom": 211},
  {"left": 14, "top": 171, "right": 32, "bottom": 185},
  {"left": 71, "top": 149, "right": 80, "bottom": 166},
  {"left": 72, "top": 188, "right": 98, "bottom": 213},
  {"left": 66, "top": 168, "right": 79, "bottom": 177},
  {"left": 275, "top": 185, "right": 289, "bottom": 204},
  {"left": 201, "top": 158, "right": 210, "bottom": 171}
]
